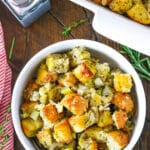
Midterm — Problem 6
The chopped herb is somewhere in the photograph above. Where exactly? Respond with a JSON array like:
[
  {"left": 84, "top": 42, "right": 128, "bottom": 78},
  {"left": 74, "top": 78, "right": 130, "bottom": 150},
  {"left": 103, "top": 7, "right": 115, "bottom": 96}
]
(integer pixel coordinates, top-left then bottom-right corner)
[
  {"left": 62, "top": 19, "right": 87, "bottom": 37},
  {"left": 0, "top": 125, "right": 4, "bottom": 134},
  {"left": 9, "top": 36, "right": 15, "bottom": 60},
  {"left": 4, "top": 134, "right": 10, "bottom": 140},
  {"left": 7, "top": 105, "right": 11, "bottom": 113},
  {"left": 120, "top": 45, "right": 150, "bottom": 81}
]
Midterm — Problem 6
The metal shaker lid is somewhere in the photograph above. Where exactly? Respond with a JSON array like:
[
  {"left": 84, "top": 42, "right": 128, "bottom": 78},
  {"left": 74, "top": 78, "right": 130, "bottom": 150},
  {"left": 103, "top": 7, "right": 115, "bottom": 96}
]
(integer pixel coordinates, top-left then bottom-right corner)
[{"left": 10, "top": 0, "right": 33, "bottom": 7}]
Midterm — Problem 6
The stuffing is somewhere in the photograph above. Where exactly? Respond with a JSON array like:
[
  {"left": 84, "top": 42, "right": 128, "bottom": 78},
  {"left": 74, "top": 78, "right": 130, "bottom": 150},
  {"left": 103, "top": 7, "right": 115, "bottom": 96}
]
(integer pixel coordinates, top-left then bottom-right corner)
[
  {"left": 36, "top": 64, "right": 58, "bottom": 85},
  {"left": 48, "top": 86, "right": 62, "bottom": 102},
  {"left": 113, "top": 110, "right": 128, "bottom": 129},
  {"left": 92, "top": 0, "right": 112, "bottom": 6},
  {"left": 23, "top": 80, "right": 39, "bottom": 101},
  {"left": 98, "top": 110, "right": 113, "bottom": 127},
  {"left": 73, "top": 60, "right": 96, "bottom": 83},
  {"left": 68, "top": 46, "right": 91, "bottom": 67},
  {"left": 109, "top": 0, "right": 133, "bottom": 14},
  {"left": 36, "top": 128, "right": 53, "bottom": 149},
  {"left": 113, "top": 73, "right": 133, "bottom": 93},
  {"left": 96, "top": 63, "right": 110, "bottom": 82},
  {"left": 68, "top": 107, "right": 98, "bottom": 133},
  {"left": 53, "top": 119, "right": 75, "bottom": 144},
  {"left": 21, "top": 118, "right": 43, "bottom": 137},
  {"left": 61, "top": 93, "right": 88, "bottom": 115},
  {"left": 46, "top": 54, "right": 69, "bottom": 73},
  {"left": 21, "top": 101, "right": 38, "bottom": 119},
  {"left": 106, "top": 130, "right": 129, "bottom": 150},
  {"left": 113, "top": 92, "right": 134, "bottom": 113},
  {"left": 127, "top": 1, "right": 150, "bottom": 25},
  {"left": 58, "top": 72, "right": 77, "bottom": 87},
  {"left": 40, "top": 104, "right": 63, "bottom": 128}
]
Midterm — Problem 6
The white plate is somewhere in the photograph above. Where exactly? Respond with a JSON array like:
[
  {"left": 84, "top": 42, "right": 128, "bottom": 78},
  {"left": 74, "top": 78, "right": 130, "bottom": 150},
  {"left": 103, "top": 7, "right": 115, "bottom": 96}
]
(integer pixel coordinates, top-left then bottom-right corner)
[{"left": 70, "top": 0, "right": 150, "bottom": 56}]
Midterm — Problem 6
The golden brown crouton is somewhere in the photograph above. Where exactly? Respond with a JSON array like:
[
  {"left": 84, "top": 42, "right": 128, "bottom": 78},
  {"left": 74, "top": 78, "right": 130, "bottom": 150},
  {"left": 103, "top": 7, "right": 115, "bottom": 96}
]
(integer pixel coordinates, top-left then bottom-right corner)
[
  {"left": 40, "top": 104, "right": 63, "bottom": 127},
  {"left": 21, "top": 118, "right": 43, "bottom": 137},
  {"left": 127, "top": 1, "right": 150, "bottom": 25},
  {"left": 61, "top": 93, "right": 88, "bottom": 115},
  {"left": 21, "top": 101, "right": 38, "bottom": 114},
  {"left": 113, "top": 92, "right": 134, "bottom": 113},
  {"left": 23, "top": 80, "right": 39, "bottom": 100},
  {"left": 59, "top": 72, "right": 77, "bottom": 87},
  {"left": 69, "top": 115, "right": 88, "bottom": 133},
  {"left": 73, "top": 61, "right": 96, "bottom": 83},
  {"left": 36, "top": 128, "right": 53, "bottom": 149},
  {"left": 93, "top": 0, "right": 112, "bottom": 6},
  {"left": 68, "top": 107, "right": 98, "bottom": 133},
  {"left": 98, "top": 110, "right": 113, "bottom": 127},
  {"left": 109, "top": 0, "right": 133, "bottom": 14},
  {"left": 53, "top": 119, "right": 74, "bottom": 144},
  {"left": 106, "top": 130, "right": 129, "bottom": 150},
  {"left": 113, "top": 110, "right": 128, "bottom": 129},
  {"left": 113, "top": 73, "right": 133, "bottom": 93}
]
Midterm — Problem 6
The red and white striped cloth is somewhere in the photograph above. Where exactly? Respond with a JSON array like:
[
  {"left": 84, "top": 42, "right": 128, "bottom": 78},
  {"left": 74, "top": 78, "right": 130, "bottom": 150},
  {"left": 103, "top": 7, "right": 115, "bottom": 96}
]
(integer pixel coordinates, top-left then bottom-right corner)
[{"left": 0, "top": 22, "right": 14, "bottom": 150}]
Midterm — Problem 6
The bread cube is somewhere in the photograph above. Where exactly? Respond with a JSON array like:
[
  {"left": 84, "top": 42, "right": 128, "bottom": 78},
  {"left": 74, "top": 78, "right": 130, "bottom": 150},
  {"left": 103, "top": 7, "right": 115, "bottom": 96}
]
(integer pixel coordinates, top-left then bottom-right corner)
[
  {"left": 21, "top": 118, "right": 43, "bottom": 137},
  {"left": 46, "top": 54, "right": 69, "bottom": 73},
  {"left": 36, "top": 128, "right": 53, "bottom": 149},
  {"left": 68, "top": 46, "right": 91, "bottom": 67},
  {"left": 68, "top": 107, "right": 98, "bottom": 133},
  {"left": 21, "top": 101, "right": 38, "bottom": 119},
  {"left": 113, "top": 92, "right": 134, "bottom": 113},
  {"left": 106, "top": 130, "right": 129, "bottom": 150},
  {"left": 73, "top": 60, "right": 96, "bottom": 83},
  {"left": 40, "top": 104, "right": 63, "bottom": 128},
  {"left": 53, "top": 119, "right": 74, "bottom": 144},
  {"left": 113, "top": 73, "right": 132, "bottom": 93},
  {"left": 36, "top": 64, "right": 57, "bottom": 85},
  {"left": 61, "top": 93, "right": 88, "bottom": 115},
  {"left": 98, "top": 110, "right": 113, "bottom": 127},
  {"left": 113, "top": 110, "right": 128, "bottom": 129},
  {"left": 59, "top": 72, "right": 77, "bottom": 87},
  {"left": 23, "top": 80, "right": 39, "bottom": 101}
]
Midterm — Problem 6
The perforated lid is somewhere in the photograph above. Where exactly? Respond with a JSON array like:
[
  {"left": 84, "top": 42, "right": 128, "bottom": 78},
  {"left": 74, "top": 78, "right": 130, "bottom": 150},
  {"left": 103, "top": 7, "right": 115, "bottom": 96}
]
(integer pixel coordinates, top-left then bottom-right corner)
[{"left": 10, "top": 0, "right": 32, "bottom": 7}]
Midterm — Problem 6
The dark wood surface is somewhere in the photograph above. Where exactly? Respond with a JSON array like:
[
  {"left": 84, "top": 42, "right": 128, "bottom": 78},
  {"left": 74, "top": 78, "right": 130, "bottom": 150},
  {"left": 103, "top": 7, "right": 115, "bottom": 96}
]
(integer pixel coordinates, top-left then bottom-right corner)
[{"left": 0, "top": 0, "right": 150, "bottom": 149}]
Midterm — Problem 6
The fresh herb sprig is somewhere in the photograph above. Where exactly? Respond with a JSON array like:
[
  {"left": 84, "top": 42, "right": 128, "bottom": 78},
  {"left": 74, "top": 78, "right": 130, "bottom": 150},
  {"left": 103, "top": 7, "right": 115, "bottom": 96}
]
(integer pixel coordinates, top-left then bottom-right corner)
[
  {"left": 120, "top": 45, "right": 150, "bottom": 81},
  {"left": 9, "top": 36, "right": 15, "bottom": 60},
  {"left": 62, "top": 19, "right": 87, "bottom": 37}
]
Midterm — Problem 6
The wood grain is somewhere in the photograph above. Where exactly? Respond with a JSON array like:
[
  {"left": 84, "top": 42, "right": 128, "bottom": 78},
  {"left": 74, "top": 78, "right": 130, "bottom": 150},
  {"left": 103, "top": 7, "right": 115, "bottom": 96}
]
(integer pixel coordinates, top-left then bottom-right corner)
[{"left": 0, "top": 0, "right": 150, "bottom": 149}]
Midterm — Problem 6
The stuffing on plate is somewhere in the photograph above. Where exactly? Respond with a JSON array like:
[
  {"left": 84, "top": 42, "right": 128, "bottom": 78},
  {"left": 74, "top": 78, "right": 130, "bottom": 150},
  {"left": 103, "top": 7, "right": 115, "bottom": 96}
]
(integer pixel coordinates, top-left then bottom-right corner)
[
  {"left": 92, "top": 0, "right": 150, "bottom": 25},
  {"left": 20, "top": 47, "right": 135, "bottom": 150}
]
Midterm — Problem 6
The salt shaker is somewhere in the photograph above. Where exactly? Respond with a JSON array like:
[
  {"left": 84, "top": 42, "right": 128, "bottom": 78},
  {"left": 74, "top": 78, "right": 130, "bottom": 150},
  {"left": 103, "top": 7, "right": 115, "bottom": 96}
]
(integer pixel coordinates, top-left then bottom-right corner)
[{"left": 1, "top": 0, "right": 51, "bottom": 27}]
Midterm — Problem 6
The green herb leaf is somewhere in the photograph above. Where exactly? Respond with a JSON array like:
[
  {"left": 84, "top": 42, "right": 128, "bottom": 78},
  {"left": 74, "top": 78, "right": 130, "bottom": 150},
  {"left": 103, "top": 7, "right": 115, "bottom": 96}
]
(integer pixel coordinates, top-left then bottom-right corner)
[
  {"left": 62, "top": 19, "right": 87, "bottom": 37},
  {"left": 9, "top": 36, "right": 15, "bottom": 60},
  {"left": 7, "top": 105, "right": 11, "bottom": 113},
  {"left": 120, "top": 45, "right": 150, "bottom": 81},
  {"left": 0, "top": 125, "right": 4, "bottom": 134}
]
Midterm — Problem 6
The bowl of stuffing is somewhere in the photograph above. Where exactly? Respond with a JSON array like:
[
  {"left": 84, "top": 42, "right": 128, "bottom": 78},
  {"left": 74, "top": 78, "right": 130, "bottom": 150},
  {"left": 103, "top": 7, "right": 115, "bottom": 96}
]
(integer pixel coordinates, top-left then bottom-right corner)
[{"left": 12, "top": 39, "right": 146, "bottom": 150}]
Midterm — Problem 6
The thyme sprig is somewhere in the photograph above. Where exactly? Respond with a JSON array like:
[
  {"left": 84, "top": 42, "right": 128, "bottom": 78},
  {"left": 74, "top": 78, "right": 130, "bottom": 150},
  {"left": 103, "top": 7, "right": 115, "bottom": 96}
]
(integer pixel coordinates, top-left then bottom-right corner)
[
  {"left": 120, "top": 45, "right": 150, "bottom": 81},
  {"left": 9, "top": 36, "right": 15, "bottom": 60},
  {"left": 62, "top": 19, "right": 87, "bottom": 37}
]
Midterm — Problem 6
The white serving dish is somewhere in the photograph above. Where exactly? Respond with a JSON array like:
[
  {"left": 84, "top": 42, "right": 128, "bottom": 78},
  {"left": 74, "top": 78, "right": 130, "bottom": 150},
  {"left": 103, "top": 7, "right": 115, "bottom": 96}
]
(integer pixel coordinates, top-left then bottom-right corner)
[
  {"left": 12, "top": 39, "right": 146, "bottom": 150},
  {"left": 70, "top": 0, "right": 150, "bottom": 56}
]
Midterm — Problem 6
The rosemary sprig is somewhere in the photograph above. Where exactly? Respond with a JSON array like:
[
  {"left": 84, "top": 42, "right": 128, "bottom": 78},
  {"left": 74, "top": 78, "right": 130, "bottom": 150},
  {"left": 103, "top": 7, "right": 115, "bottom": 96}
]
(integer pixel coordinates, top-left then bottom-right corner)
[
  {"left": 62, "top": 19, "right": 87, "bottom": 37},
  {"left": 9, "top": 36, "right": 15, "bottom": 60},
  {"left": 120, "top": 45, "right": 150, "bottom": 81}
]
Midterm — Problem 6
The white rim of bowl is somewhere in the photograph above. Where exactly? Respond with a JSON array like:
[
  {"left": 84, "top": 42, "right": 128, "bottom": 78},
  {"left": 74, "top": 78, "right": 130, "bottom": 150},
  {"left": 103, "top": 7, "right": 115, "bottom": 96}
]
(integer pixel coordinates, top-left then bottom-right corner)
[{"left": 12, "top": 39, "right": 146, "bottom": 150}]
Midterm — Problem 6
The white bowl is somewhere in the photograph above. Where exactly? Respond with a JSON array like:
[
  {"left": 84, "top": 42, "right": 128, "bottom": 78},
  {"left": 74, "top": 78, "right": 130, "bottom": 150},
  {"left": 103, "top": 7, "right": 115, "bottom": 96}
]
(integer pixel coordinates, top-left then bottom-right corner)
[{"left": 12, "top": 39, "right": 146, "bottom": 150}]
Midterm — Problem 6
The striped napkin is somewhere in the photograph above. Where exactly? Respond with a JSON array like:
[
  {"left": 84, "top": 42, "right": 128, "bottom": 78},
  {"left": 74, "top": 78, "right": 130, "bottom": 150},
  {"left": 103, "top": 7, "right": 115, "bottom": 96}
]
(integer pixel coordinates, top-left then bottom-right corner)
[{"left": 0, "top": 22, "right": 14, "bottom": 150}]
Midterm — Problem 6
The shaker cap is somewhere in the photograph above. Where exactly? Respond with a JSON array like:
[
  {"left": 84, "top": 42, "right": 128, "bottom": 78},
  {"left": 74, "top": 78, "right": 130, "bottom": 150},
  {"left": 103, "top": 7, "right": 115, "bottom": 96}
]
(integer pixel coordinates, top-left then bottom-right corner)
[{"left": 10, "top": 0, "right": 32, "bottom": 7}]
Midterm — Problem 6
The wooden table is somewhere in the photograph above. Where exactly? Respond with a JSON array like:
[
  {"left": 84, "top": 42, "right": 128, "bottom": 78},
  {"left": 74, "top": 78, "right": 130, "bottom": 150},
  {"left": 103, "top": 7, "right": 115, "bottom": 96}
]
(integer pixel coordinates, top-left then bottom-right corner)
[{"left": 0, "top": 0, "right": 150, "bottom": 149}]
